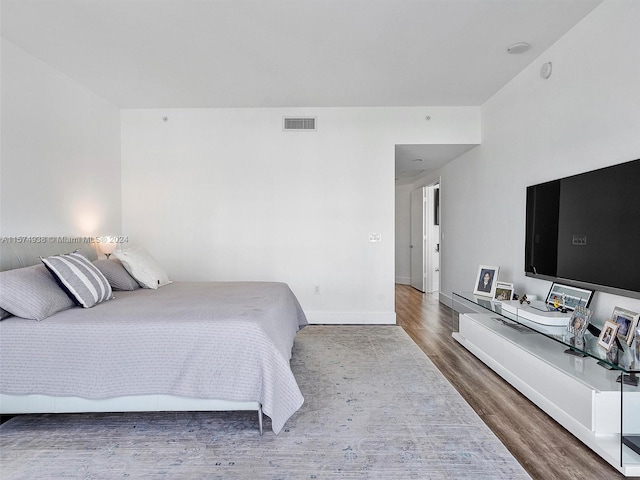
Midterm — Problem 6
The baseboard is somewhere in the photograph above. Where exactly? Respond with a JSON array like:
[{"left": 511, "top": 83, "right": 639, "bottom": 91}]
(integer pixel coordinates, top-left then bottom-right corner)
[
  {"left": 395, "top": 277, "right": 411, "bottom": 285},
  {"left": 305, "top": 311, "right": 396, "bottom": 325}
]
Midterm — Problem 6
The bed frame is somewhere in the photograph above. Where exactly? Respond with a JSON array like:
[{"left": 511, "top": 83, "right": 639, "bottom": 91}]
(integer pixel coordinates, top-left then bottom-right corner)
[{"left": 0, "top": 241, "right": 263, "bottom": 434}]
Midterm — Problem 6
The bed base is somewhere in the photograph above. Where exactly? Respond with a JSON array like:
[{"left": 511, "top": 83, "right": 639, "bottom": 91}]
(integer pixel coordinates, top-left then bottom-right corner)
[{"left": 0, "top": 394, "right": 264, "bottom": 435}]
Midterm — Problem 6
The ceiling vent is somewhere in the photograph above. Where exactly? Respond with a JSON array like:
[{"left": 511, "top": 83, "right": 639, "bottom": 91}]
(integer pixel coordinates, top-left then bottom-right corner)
[{"left": 283, "top": 117, "right": 316, "bottom": 131}]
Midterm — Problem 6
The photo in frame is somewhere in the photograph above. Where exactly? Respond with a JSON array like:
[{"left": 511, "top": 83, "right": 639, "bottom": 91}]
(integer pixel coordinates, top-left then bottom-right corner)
[
  {"left": 566, "top": 306, "right": 592, "bottom": 336},
  {"left": 610, "top": 306, "right": 640, "bottom": 346},
  {"left": 493, "top": 282, "right": 514, "bottom": 302},
  {"left": 597, "top": 320, "right": 619, "bottom": 352},
  {"left": 544, "top": 282, "right": 594, "bottom": 312},
  {"left": 473, "top": 265, "right": 500, "bottom": 298}
]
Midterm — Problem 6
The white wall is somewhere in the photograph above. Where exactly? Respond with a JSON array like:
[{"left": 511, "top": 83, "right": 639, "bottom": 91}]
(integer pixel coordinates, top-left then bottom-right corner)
[
  {"left": 395, "top": 184, "right": 412, "bottom": 285},
  {"left": 121, "top": 107, "right": 480, "bottom": 323},
  {"left": 414, "top": 0, "right": 640, "bottom": 320},
  {"left": 0, "top": 39, "right": 121, "bottom": 237}
]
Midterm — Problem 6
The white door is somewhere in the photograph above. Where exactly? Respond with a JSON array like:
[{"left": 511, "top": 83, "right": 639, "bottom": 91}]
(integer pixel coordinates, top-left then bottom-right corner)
[
  {"left": 410, "top": 188, "right": 425, "bottom": 292},
  {"left": 424, "top": 185, "right": 440, "bottom": 293}
]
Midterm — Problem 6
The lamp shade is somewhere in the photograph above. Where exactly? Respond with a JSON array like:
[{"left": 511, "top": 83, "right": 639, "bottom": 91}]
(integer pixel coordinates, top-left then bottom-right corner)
[{"left": 97, "top": 237, "right": 118, "bottom": 257}]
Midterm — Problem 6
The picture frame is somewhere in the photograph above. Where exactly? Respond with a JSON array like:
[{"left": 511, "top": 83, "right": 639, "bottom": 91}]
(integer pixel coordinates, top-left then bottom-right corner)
[
  {"left": 473, "top": 265, "right": 500, "bottom": 298},
  {"left": 597, "top": 320, "right": 619, "bottom": 352},
  {"left": 544, "top": 282, "right": 594, "bottom": 312},
  {"left": 493, "top": 282, "right": 514, "bottom": 302},
  {"left": 610, "top": 306, "right": 640, "bottom": 346},
  {"left": 566, "top": 306, "right": 591, "bottom": 336}
]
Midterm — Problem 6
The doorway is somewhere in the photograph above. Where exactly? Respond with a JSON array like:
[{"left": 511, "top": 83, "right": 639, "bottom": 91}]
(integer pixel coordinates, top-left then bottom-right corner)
[{"left": 410, "top": 183, "right": 440, "bottom": 293}]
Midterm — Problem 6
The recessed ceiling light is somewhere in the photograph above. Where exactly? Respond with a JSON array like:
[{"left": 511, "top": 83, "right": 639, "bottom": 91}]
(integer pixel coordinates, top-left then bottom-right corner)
[{"left": 507, "top": 42, "right": 531, "bottom": 54}]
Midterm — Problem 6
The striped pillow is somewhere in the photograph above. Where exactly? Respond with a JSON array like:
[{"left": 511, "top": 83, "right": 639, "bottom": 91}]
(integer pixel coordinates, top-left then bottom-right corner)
[{"left": 41, "top": 252, "right": 113, "bottom": 308}]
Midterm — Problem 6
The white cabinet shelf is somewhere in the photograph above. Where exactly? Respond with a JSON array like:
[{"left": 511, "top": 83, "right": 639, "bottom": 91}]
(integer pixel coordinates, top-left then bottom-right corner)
[{"left": 451, "top": 292, "right": 640, "bottom": 477}]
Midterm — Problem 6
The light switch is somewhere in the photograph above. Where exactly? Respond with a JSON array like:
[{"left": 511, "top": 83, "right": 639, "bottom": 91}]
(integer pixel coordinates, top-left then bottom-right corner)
[{"left": 369, "top": 233, "right": 381, "bottom": 243}]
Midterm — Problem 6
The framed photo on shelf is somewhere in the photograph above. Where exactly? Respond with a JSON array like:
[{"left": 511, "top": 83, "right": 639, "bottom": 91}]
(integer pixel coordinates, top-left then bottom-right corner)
[
  {"left": 544, "top": 283, "right": 594, "bottom": 311},
  {"left": 610, "top": 306, "right": 640, "bottom": 346},
  {"left": 566, "top": 306, "right": 591, "bottom": 336},
  {"left": 493, "top": 282, "right": 514, "bottom": 302},
  {"left": 597, "top": 320, "right": 619, "bottom": 352},
  {"left": 473, "top": 265, "right": 500, "bottom": 298}
]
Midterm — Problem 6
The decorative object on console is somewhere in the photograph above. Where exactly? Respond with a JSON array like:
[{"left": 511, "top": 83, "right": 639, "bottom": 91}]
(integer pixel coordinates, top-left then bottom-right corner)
[
  {"left": 618, "top": 325, "right": 640, "bottom": 387},
  {"left": 598, "top": 320, "right": 619, "bottom": 352},
  {"left": 610, "top": 306, "right": 640, "bottom": 346},
  {"left": 493, "top": 282, "right": 514, "bottom": 302},
  {"left": 564, "top": 306, "right": 592, "bottom": 357},
  {"left": 473, "top": 265, "right": 499, "bottom": 298},
  {"left": 566, "top": 306, "right": 591, "bottom": 336},
  {"left": 543, "top": 282, "right": 593, "bottom": 312},
  {"left": 633, "top": 327, "right": 640, "bottom": 367},
  {"left": 606, "top": 343, "right": 619, "bottom": 366}
]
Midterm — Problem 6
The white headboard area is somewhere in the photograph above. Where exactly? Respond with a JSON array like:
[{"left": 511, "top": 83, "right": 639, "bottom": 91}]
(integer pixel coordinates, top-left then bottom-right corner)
[{"left": 0, "top": 241, "right": 98, "bottom": 272}]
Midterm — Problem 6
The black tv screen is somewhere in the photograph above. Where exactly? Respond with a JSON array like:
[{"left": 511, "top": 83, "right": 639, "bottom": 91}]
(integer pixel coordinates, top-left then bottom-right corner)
[{"left": 525, "top": 159, "right": 640, "bottom": 299}]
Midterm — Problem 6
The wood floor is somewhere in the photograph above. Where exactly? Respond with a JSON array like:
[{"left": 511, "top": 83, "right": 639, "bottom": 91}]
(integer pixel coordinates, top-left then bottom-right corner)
[{"left": 395, "top": 284, "right": 631, "bottom": 480}]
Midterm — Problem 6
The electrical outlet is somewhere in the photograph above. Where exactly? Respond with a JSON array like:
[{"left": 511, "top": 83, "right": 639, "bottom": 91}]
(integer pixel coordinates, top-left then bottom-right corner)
[
  {"left": 314, "top": 285, "right": 321, "bottom": 294},
  {"left": 369, "top": 233, "right": 381, "bottom": 243}
]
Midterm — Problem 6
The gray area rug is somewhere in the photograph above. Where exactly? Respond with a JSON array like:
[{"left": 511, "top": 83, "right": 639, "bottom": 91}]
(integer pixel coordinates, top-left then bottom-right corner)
[{"left": 0, "top": 325, "right": 530, "bottom": 479}]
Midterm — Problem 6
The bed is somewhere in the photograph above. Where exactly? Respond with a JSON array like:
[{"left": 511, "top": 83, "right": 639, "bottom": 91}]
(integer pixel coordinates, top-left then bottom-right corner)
[{"left": 0, "top": 241, "right": 306, "bottom": 434}]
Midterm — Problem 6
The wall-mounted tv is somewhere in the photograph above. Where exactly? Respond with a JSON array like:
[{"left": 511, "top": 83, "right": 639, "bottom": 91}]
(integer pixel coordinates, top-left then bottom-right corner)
[{"left": 525, "top": 159, "right": 640, "bottom": 300}]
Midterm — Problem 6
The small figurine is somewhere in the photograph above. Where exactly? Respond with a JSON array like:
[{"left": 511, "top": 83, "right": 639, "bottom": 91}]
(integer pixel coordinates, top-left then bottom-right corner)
[
  {"left": 559, "top": 293, "right": 568, "bottom": 313},
  {"left": 519, "top": 294, "right": 530, "bottom": 305}
]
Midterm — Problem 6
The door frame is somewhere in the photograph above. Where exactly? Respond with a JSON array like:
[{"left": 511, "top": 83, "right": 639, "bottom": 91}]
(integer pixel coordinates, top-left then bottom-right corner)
[{"left": 409, "top": 187, "right": 425, "bottom": 292}]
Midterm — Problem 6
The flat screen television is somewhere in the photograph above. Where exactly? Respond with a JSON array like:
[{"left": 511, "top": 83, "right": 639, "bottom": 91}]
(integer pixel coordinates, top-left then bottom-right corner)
[{"left": 525, "top": 159, "right": 640, "bottom": 300}]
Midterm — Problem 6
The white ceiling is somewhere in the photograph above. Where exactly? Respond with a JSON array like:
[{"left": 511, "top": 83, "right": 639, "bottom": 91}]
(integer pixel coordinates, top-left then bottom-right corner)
[
  {"left": 395, "top": 144, "right": 479, "bottom": 184},
  {"left": 1, "top": 0, "right": 603, "bottom": 181}
]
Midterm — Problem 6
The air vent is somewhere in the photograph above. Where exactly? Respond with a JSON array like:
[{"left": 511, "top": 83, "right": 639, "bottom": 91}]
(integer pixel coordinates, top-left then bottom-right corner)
[{"left": 283, "top": 117, "right": 316, "bottom": 131}]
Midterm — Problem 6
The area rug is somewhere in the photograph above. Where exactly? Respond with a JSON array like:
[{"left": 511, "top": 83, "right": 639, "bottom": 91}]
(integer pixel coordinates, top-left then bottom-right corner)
[{"left": 0, "top": 325, "right": 529, "bottom": 479}]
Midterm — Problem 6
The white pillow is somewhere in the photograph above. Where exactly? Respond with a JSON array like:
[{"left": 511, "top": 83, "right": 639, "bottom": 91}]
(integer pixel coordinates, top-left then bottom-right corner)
[{"left": 112, "top": 247, "right": 171, "bottom": 289}]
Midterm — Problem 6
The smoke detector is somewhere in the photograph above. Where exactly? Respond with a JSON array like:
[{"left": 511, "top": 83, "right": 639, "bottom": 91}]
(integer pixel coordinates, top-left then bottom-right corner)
[{"left": 507, "top": 42, "right": 531, "bottom": 54}]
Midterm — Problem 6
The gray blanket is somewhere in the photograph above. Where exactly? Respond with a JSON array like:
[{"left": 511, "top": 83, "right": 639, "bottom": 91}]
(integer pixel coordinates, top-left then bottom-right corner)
[{"left": 0, "top": 281, "right": 307, "bottom": 433}]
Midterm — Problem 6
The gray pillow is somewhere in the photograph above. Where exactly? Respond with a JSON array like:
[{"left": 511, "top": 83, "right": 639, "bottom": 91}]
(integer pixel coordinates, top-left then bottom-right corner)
[
  {"left": 0, "top": 264, "right": 76, "bottom": 320},
  {"left": 92, "top": 258, "right": 141, "bottom": 291},
  {"left": 41, "top": 252, "right": 113, "bottom": 308}
]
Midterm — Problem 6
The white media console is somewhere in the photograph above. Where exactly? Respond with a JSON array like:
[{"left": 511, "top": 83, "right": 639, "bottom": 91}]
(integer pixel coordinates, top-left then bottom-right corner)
[{"left": 451, "top": 292, "right": 640, "bottom": 476}]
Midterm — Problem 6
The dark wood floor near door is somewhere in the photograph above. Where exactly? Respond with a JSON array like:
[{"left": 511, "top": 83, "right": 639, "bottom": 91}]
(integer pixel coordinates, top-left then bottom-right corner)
[{"left": 395, "top": 284, "right": 630, "bottom": 480}]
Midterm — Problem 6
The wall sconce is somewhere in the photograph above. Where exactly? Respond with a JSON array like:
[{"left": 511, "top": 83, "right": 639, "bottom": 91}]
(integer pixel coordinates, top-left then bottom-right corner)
[{"left": 97, "top": 236, "right": 118, "bottom": 259}]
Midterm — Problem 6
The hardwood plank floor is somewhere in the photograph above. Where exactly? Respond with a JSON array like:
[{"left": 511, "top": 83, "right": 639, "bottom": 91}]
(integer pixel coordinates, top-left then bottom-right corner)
[{"left": 395, "top": 284, "right": 631, "bottom": 480}]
